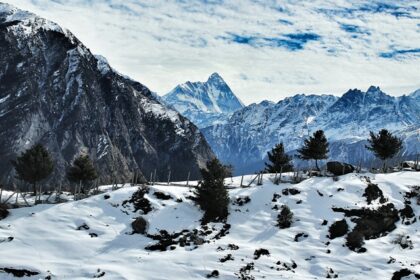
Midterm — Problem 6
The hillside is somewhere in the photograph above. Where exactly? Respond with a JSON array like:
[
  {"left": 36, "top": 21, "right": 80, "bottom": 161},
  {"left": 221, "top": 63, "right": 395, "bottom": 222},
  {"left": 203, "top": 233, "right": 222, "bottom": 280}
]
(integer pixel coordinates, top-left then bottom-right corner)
[
  {"left": 0, "top": 171, "right": 418, "bottom": 279},
  {"left": 0, "top": 3, "right": 214, "bottom": 185}
]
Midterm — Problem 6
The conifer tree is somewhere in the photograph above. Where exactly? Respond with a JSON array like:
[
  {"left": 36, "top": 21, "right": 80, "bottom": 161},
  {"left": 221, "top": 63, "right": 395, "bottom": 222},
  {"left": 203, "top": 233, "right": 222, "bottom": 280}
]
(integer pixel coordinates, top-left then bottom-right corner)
[
  {"left": 67, "top": 154, "right": 98, "bottom": 193},
  {"left": 194, "top": 158, "right": 230, "bottom": 224},
  {"left": 366, "top": 129, "right": 403, "bottom": 172},
  {"left": 11, "top": 144, "right": 54, "bottom": 195},
  {"left": 297, "top": 130, "right": 329, "bottom": 171},
  {"left": 265, "top": 143, "right": 293, "bottom": 173}
]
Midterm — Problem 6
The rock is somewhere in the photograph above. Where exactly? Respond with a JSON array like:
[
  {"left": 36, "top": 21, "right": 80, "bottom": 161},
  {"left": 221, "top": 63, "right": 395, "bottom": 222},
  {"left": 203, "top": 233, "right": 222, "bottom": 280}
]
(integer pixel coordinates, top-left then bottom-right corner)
[
  {"left": 253, "top": 248, "right": 270, "bottom": 259},
  {"left": 328, "top": 219, "right": 349, "bottom": 239},
  {"left": 132, "top": 217, "right": 148, "bottom": 234},
  {"left": 206, "top": 270, "right": 219, "bottom": 278},
  {"left": 327, "top": 161, "right": 355, "bottom": 176},
  {"left": 0, "top": 267, "right": 39, "bottom": 277},
  {"left": 0, "top": 203, "right": 9, "bottom": 220},
  {"left": 153, "top": 192, "right": 172, "bottom": 200},
  {"left": 391, "top": 268, "right": 420, "bottom": 280}
]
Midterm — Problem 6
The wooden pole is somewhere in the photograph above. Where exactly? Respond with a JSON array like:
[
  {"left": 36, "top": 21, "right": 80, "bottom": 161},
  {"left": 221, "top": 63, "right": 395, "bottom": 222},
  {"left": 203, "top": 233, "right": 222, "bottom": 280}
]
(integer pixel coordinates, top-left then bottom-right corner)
[
  {"left": 186, "top": 171, "right": 190, "bottom": 187},
  {"left": 153, "top": 169, "right": 157, "bottom": 184},
  {"left": 20, "top": 191, "right": 30, "bottom": 207},
  {"left": 167, "top": 170, "right": 171, "bottom": 185},
  {"left": 240, "top": 175, "right": 244, "bottom": 187}
]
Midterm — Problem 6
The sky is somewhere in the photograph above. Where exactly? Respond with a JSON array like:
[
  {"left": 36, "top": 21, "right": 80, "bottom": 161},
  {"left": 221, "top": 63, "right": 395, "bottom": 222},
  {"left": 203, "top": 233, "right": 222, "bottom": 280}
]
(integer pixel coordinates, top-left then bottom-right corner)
[{"left": 3, "top": 0, "right": 420, "bottom": 104}]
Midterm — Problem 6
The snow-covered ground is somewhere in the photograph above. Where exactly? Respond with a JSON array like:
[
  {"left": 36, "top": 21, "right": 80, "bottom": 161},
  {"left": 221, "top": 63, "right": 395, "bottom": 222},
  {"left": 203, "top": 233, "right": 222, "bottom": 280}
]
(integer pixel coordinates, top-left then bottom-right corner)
[{"left": 0, "top": 172, "right": 418, "bottom": 279}]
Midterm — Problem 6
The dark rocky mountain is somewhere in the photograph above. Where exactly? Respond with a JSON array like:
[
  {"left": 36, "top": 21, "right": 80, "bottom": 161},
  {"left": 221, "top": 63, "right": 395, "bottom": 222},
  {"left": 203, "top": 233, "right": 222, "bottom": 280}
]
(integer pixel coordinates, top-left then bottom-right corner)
[
  {"left": 163, "top": 73, "right": 244, "bottom": 128},
  {"left": 0, "top": 3, "right": 214, "bottom": 186},
  {"left": 202, "top": 87, "right": 419, "bottom": 174}
]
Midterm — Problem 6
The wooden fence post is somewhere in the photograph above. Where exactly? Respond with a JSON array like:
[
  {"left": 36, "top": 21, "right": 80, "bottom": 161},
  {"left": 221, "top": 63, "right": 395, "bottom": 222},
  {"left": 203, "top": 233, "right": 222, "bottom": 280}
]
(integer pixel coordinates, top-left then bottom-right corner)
[
  {"left": 240, "top": 175, "right": 244, "bottom": 187},
  {"left": 167, "top": 170, "right": 171, "bottom": 185},
  {"left": 186, "top": 171, "right": 190, "bottom": 187}
]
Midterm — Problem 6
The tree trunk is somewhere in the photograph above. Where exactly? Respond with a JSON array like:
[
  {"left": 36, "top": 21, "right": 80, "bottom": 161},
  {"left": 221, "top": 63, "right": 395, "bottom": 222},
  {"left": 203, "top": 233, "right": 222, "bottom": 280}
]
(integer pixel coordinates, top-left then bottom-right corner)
[
  {"left": 315, "top": 160, "right": 320, "bottom": 171},
  {"left": 383, "top": 160, "right": 387, "bottom": 173},
  {"left": 33, "top": 182, "right": 37, "bottom": 197}
]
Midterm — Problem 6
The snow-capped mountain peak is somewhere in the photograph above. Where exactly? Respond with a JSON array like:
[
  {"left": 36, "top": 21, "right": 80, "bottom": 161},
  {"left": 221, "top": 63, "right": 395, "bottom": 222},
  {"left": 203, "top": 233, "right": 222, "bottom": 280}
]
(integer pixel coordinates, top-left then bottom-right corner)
[{"left": 163, "top": 73, "right": 244, "bottom": 128}]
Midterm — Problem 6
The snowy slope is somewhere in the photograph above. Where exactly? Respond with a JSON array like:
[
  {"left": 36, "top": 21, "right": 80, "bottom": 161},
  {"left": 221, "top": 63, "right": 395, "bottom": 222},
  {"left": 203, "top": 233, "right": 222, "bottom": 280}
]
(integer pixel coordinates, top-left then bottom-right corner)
[
  {"left": 163, "top": 73, "right": 244, "bottom": 128},
  {"left": 0, "top": 172, "right": 418, "bottom": 279}
]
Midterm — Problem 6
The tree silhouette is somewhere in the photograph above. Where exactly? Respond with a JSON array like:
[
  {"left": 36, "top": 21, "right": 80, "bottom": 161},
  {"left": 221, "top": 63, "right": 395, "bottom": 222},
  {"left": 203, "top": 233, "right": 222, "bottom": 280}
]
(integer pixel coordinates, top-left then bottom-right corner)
[
  {"left": 265, "top": 143, "right": 293, "bottom": 173},
  {"left": 67, "top": 154, "right": 98, "bottom": 193},
  {"left": 194, "top": 158, "right": 230, "bottom": 224},
  {"left": 366, "top": 129, "right": 403, "bottom": 172},
  {"left": 297, "top": 130, "right": 329, "bottom": 171},
  {"left": 11, "top": 144, "right": 54, "bottom": 195}
]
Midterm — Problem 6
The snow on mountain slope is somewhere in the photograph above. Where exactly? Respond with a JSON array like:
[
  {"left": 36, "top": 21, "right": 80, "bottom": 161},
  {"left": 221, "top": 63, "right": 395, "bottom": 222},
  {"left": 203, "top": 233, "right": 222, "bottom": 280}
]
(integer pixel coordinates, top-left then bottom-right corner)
[
  {"left": 203, "top": 87, "right": 420, "bottom": 174},
  {"left": 0, "top": 172, "right": 418, "bottom": 279},
  {"left": 163, "top": 73, "right": 244, "bottom": 128},
  {"left": 0, "top": 3, "right": 214, "bottom": 184}
]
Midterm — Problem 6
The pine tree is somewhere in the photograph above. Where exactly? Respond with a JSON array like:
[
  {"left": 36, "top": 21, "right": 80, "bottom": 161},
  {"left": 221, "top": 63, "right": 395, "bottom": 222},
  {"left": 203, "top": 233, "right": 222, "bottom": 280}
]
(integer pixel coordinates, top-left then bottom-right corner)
[
  {"left": 67, "top": 154, "right": 98, "bottom": 193},
  {"left": 265, "top": 143, "right": 293, "bottom": 173},
  {"left": 366, "top": 129, "right": 403, "bottom": 172},
  {"left": 297, "top": 130, "right": 329, "bottom": 171},
  {"left": 194, "top": 158, "right": 230, "bottom": 224},
  {"left": 11, "top": 144, "right": 54, "bottom": 195}
]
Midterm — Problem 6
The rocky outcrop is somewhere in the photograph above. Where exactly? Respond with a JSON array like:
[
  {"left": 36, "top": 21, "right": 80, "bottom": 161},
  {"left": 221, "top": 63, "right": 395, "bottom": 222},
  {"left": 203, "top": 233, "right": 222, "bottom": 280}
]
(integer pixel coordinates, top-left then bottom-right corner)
[
  {"left": 0, "top": 4, "right": 214, "bottom": 186},
  {"left": 327, "top": 161, "right": 355, "bottom": 176}
]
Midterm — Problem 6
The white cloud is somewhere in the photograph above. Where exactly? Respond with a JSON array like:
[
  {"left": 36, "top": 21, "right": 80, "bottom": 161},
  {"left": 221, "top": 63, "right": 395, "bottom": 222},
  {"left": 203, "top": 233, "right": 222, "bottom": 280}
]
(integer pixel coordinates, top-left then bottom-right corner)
[{"left": 3, "top": 0, "right": 420, "bottom": 104}]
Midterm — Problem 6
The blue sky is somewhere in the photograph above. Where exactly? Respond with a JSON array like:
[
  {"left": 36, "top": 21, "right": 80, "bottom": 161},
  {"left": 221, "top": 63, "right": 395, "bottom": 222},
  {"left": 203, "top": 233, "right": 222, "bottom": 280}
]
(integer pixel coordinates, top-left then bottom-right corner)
[{"left": 4, "top": 0, "right": 420, "bottom": 104}]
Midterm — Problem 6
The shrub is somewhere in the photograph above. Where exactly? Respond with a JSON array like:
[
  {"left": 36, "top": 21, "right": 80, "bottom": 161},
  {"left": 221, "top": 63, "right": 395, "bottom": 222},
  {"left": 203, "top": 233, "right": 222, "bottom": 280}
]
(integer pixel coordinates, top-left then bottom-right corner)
[
  {"left": 277, "top": 205, "right": 293, "bottom": 229},
  {"left": 123, "top": 186, "right": 152, "bottom": 214},
  {"left": 328, "top": 219, "right": 349, "bottom": 239},
  {"left": 363, "top": 183, "right": 386, "bottom": 204},
  {"left": 346, "top": 231, "right": 365, "bottom": 252}
]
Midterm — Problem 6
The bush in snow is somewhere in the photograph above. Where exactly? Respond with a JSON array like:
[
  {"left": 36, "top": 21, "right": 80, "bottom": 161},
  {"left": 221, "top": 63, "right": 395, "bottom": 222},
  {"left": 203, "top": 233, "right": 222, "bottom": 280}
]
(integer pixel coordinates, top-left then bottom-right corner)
[
  {"left": 194, "top": 158, "right": 230, "bottom": 224},
  {"left": 363, "top": 183, "right": 386, "bottom": 204},
  {"left": 328, "top": 219, "right": 349, "bottom": 239},
  {"left": 123, "top": 186, "right": 153, "bottom": 214},
  {"left": 346, "top": 231, "right": 365, "bottom": 252},
  {"left": 277, "top": 205, "right": 293, "bottom": 229}
]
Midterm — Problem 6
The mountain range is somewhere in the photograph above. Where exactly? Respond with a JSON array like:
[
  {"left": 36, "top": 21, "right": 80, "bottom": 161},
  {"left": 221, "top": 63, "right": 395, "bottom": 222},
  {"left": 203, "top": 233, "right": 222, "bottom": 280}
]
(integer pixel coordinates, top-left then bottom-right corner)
[
  {"left": 0, "top": 3, "right": 214, "bottom": 185},
  {"left": 165, "top": 75, "right": 419, "bottom": 175}
]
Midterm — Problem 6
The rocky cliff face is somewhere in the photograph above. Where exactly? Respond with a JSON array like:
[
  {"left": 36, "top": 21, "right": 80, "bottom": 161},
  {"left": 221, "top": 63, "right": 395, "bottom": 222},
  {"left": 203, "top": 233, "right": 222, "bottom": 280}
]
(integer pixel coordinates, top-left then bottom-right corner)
[
  {"left": 163, "top": 73, "right": 244, "bottom": 128},
  {"left": 202, "top": 88, "right": 419, "bottom": 174},
  {"left": 0, "top": 3, "right": 214, "bottom": 185}
]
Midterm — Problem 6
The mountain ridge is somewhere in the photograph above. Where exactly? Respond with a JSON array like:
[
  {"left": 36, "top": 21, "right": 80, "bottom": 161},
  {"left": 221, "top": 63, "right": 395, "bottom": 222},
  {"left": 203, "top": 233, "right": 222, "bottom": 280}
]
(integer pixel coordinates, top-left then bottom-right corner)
[{"left": 0, "top": 3, "right": 214, "bottom": 185}]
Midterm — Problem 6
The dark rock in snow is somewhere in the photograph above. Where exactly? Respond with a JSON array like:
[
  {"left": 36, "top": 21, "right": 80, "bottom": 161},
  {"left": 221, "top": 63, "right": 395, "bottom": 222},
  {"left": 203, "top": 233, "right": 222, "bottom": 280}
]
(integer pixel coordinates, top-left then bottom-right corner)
[
  {"left": 131, "top": 217, "right": 148, "bottom": 234},
  {"left": 253, "top": 248, "right": 270, "bottom": 259},
  {"left": 153, "top": 192, "right": 172, "bottom": 200},
  {"left": 391, "top": 268, "right": 420, "bottom": 280},
  {"left": 0, "top": 267, "right": 39, "bottom": 277},
  {"left": 0, "top": 203, "right": 9, "bottom": 220},
  {"left": 327, "top": 161, "right": 355, "bottom": 176}
]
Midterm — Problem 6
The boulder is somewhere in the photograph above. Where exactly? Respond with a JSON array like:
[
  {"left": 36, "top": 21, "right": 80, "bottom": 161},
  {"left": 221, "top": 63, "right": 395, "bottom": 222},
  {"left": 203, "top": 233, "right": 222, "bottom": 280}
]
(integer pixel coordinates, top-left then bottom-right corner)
[
  {"left": 327, "top": 161, "right": 355, "bottom": 176},
  {"left": 132, "top": 217, "right": 148, "bottom": 234}
]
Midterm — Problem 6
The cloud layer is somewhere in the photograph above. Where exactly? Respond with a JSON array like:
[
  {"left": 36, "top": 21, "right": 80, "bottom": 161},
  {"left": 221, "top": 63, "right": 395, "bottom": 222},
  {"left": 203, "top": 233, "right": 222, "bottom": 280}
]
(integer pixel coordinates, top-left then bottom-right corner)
[{"left": 4, "top": 0, "right": 420, "bottom": 104}]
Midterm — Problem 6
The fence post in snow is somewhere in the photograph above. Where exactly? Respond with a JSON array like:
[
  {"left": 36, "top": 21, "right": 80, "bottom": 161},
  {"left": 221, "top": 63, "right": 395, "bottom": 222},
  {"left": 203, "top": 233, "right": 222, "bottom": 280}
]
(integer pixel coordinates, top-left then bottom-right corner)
[
  {"left": 240, "top": 175, "right": 244, "bottom": 187},
  {"left": 186, "top": 171, "right": 190, "bottom": 187},
  {"left": 153, "top": 169, "right": 157, "bottom": 185},
  {"left": 150, "top": 172, "right": 153, "bottom": 185}
]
